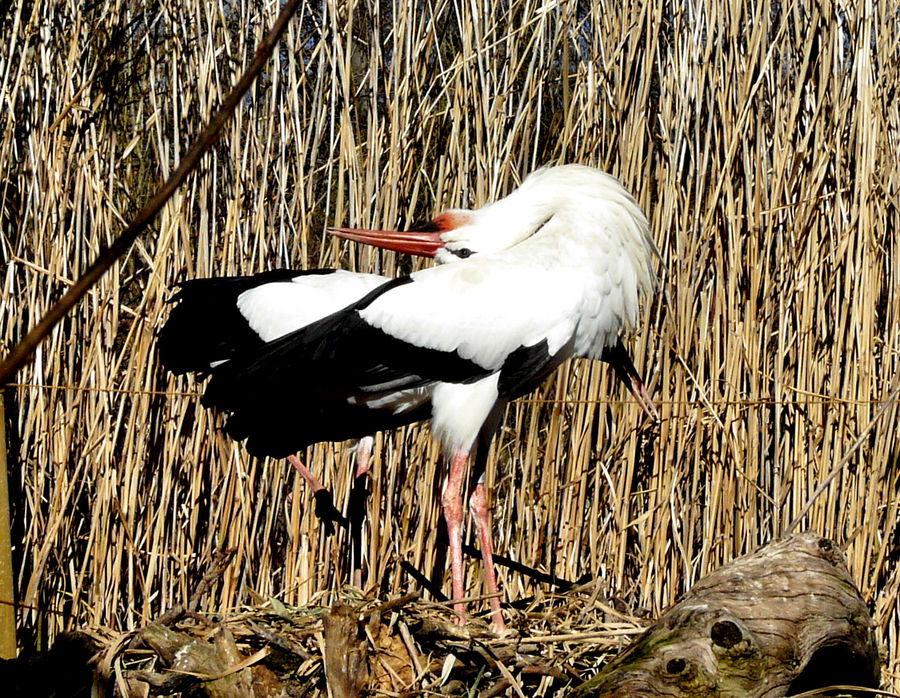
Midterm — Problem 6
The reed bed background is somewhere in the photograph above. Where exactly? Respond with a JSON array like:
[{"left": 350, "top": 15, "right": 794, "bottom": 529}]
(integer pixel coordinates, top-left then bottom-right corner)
[{"left": 2, "top": 0, "right": 900, "bottom": 687}]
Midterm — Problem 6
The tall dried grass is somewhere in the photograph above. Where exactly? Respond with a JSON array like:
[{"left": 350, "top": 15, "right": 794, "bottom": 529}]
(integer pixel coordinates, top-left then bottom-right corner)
[{"left": 2, "top": 0, "right": 899, "bottom": 687}]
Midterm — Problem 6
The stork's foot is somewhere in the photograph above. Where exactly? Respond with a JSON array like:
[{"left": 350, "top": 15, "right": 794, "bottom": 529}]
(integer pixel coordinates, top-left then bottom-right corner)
[{"left": 312, "top": 488, "right": 347, "bottom": 536}]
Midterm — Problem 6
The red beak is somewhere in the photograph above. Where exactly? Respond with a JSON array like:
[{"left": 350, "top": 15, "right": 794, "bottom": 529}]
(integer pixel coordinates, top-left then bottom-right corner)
[{"left": 328, "top": 227, "right": 445, "bottom": 258}]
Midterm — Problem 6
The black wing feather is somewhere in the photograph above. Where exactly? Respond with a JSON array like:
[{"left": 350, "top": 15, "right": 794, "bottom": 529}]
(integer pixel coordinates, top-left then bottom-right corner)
[
  {"left": 498, "top": 336, "right": 575, "bottom": 400},
  {"left": 202, "top": 277, "right": 493, "bottom": 457}
]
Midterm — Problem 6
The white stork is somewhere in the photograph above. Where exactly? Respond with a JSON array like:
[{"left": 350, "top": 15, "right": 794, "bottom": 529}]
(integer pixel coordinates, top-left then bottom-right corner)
[{"left": 160, "top": 164, "right": 658, "bottom": 630}]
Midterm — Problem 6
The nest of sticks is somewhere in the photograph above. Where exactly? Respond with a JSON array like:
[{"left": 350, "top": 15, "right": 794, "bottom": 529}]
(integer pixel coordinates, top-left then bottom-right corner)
[
  {"left": 11, "top": 551, "right": 646, "bottom": 697},
  {"left": 96, "top": 592, "right": 641, "bottom": 697}
]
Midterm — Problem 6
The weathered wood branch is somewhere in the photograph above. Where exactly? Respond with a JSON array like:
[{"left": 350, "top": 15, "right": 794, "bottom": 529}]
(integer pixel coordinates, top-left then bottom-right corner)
[
  {"left": 0, "top": 0, "right": 304, "bottom": 387},
  {"left": 323, "top": 604, "right": 369, "bottom": 698},
  {"left": 570, "top": 532, "right": 879, "bottom": 697},
  {"left": 140, "top": 623, "right": 255, "bottom": 697}
]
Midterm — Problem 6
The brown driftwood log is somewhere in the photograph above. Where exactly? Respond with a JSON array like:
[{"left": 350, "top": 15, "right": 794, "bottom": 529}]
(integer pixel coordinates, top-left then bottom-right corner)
[{"left": 570, "top": 532, "right": 879, "bottom": 696}]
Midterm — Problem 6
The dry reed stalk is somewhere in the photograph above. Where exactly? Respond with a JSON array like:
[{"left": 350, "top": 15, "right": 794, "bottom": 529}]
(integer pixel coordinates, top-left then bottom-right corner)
[
  {"left": 1, "top": 0, "right": 900, "bottom": 691},
  {"left": 0, "top": 394, "right": 14, "bottom": 656}
]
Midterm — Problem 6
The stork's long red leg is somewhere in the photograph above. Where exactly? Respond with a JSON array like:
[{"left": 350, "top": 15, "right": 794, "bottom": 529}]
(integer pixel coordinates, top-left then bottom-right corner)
[
  {"left": 470, "top": 477, "right": 505, "bottom": 631},
  {"left": 441, "top": 450, "right": 470, "bottom": 622},
  {"left": 355, "top": 436, "right": 374, "bottom": 478},
  {"left": 287, "top": 454, "right": 325, "bottom": 491}
]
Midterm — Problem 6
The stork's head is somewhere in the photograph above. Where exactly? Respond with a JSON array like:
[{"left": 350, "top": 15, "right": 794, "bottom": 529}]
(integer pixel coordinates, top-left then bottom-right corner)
[
  {"left": 329, "top": 209, "right": 480, "bottom": 264},
  {"left": 328, "top": 192, "right": 552, "bottom": 266},
  {"left": 328, "top": 168, "right": 567, "bottom": 263}
]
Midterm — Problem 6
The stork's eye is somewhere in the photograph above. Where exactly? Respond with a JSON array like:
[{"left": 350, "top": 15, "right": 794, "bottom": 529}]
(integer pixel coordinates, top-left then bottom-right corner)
[{"left": 453, "top": 247, "right": 473, "bottom": 259}]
